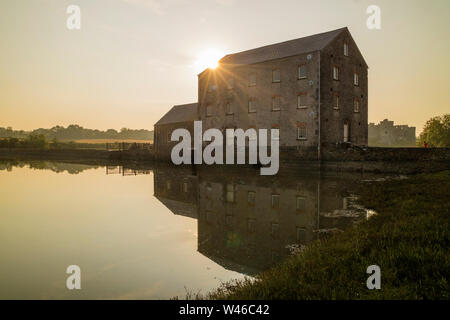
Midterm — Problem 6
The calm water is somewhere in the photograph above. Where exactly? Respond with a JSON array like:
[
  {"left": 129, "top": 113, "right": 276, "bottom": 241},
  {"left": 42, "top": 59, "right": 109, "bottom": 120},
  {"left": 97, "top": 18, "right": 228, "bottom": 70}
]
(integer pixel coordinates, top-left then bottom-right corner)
[{"left": 0, "top": 160, "right": 374, "bottom": 299}]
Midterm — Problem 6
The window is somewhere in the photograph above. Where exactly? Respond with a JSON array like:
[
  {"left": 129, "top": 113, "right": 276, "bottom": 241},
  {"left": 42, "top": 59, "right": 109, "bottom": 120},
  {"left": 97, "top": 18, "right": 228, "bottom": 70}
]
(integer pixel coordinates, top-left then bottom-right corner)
[
  {"left": 271, "top": 194, "right": 280, "bottom": 209},
  {"left": 297, "top": 122, "right": 307, "bottom": 140},
  {"left": 225, "top": 101, "right": 233, "bottom": 115},
  {"left": 226, "top": 184, "right": 235, "bottom": 203},
  {"left": 354, "top": 99, "right": 360, "bottom": 113},
  {"left": 297, "top": 93, "right": 307, "bottom": 109},
  {"left": 167, "top": 132, "right": 171, "bottom": 142},
  {"left": 183, "top": 181, "right": 188, "bottom": 193},
  {"left": 334, "top": 93, "right": 340, "bottom": 109},
  {"left": 166, "top": 180, "right": 171, "bottom": 190},
  {"left": 206, "top": 104, "right": 212, "bottom": 117},
  {"left": 248, "top": 99, "right": 256, "bottom": 113},
  {"left": 248, "top": 191, "right": 256, "bottom": 206},
  {"left": 298, "top": 65, "right": 307, "bottom": 79},
  {"left": 296, "top": 196, "right": 306, "bottom": 213},
  {"left": 354, "top": 73, "right": 359, "bottom": 86},
  {"left": 344, "top": 43, "right": 349, "bottom": 56},
  {"left": 227, "top": 78, "right": 234, "bottom": 90},
  {"left": 272, "top": 96, "right": 281, "bottom": 111},
  {"left": 249, "top": 74, "right": 256, "bottom": 86},
  {"left": 247, "top": 219, "right": 256, "bottom": 233},
  {"left": 272, "top": 69, "right": 281, "bottom": 83},
  {"left": 333, "top": 66, "right": 339, "bottom": 80}
]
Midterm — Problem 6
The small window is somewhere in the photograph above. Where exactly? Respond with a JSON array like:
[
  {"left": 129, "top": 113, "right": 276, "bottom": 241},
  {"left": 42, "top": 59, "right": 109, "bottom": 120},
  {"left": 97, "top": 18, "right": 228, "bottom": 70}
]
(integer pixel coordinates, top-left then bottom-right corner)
[
  {"left": 297, "top": 123, "right": 307, "bottom": 140},
  {"left": 248, "top": 99, "right": 256, "bottom": 113},
  {"left": 247, "top": 219, "right": 256, "bottom": 233},
  {"left": 183, "top": 181, "right": 188, "bottom": 193},
  {"left": 167, "top": 132, "right": 171, "bottom": 142},
  {"left": 247, "top": 191, "right": 256, "bottom": 206},
  {"left": 206, "top": 104, "right": 212, "bottom": 117},
  {"left": 272, "top": 96, "right": 281, "bottom": 111},
  {"left": 296, "top": 196, "right": 306, "bottom": 213},
  {"left": 249, "top": 74, "right": 256, "bottom": 87},
  {"left": 333, "top": 66, "right": 339, "bottom": 80},
  {"left": 354, "top": 99, "right": 360, "bottom": 113},
  {"left": 334, "top": 94, "right": 340, "bottom": 109},
  {"left": 272, "top": 69, "right": 281, "bottom": 83},
  {"left": 297, "top": 93, "right": 307, "bottom": 109},
  {"left": 354, "top": 73, "right": 359, "bottom": 86},
  {"left": 225, "top": 102, "right": 233, "bottom": 115},
  {"left": 166, "top": 180, "right": 171, "bottom": 190},
  {"left": 226, "top": 184, "right": 234, "bottom": 203},
  {"left": 271, "top": 194, "right": 280, "bottom": 209},
  {"left": 344, "top": 43, "right": 349, "bottom": 56},
  {"left": 298, "top": 65, "right": 307, "bottom": 79}
]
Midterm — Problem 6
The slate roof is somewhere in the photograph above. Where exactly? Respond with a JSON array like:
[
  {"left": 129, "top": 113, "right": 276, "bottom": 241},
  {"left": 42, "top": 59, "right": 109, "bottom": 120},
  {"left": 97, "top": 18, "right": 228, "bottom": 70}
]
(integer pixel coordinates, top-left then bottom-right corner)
[
  {"left": 155, "top": 103, "right": 198, "bottom": 126},
  {"left": 219, "top": 27, "right": 347, "bottom": 65}
]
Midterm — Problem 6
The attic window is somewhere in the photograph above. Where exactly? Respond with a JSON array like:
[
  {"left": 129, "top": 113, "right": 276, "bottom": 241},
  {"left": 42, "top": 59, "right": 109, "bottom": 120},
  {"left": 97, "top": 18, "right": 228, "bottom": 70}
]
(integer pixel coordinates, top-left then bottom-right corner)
[
  {"left": 344, "top": 43, "right": 349, "bottom": 56},
  {"left": 272, "top": 69, "right": 281, "bottom": 83}
]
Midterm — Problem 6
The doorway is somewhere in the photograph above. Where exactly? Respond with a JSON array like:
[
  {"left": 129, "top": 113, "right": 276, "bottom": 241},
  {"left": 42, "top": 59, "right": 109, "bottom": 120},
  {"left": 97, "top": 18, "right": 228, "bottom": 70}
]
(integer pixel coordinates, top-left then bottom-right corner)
[{"left": 343, "top": 122, "right": 349, "bottom": 142}]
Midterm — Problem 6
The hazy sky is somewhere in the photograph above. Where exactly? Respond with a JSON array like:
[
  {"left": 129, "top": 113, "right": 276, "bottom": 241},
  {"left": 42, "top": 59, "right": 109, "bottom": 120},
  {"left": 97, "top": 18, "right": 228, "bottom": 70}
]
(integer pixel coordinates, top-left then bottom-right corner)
[{"left": 0, "top": 0, "right": 449, "bottom": 132}]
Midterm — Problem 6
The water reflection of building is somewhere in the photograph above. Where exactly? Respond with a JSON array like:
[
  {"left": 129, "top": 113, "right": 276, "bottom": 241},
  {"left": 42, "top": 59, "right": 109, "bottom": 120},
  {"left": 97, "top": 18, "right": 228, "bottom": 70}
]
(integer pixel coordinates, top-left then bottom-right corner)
[
  {"left": 153, "top": 166, "right": 198, "bottom": 220},
  {"left": 152, "top": 166, "right": 368, "bottom": 276},
  {"left": 106, "top": 166, "right": 152, "bottom": 176}
]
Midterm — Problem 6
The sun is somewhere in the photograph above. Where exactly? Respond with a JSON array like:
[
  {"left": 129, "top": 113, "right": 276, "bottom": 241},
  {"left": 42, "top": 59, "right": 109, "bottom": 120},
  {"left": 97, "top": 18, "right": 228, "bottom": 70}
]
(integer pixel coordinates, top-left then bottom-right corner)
[{"left": 195, "top": 48, "right": 224, "bottom": 73}]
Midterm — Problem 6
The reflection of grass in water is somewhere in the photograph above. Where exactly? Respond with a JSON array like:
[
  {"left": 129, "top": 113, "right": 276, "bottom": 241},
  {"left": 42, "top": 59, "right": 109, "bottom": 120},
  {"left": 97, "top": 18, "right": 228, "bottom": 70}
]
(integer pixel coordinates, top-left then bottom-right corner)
[{"left": 208, "top": 171, "right": 450, "bottom": 300}]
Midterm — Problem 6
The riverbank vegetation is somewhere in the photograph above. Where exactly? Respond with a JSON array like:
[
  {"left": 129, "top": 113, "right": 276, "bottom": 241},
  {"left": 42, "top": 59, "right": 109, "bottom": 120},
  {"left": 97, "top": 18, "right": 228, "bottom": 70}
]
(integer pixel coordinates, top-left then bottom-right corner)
[
  {"left": 207, "top": 171, "right": 449, "bottom": 300},
  {"left": 0, "top": 135, "right": 152, "bottom": 150},
  {"left": 0, "top": 124, "right": 153, "bottom": 141}
]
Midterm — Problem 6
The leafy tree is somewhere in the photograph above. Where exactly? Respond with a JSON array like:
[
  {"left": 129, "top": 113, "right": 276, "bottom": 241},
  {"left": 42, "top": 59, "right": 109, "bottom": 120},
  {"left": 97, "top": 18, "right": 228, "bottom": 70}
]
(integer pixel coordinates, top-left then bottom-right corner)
[{"left": 418, "top": 114, "right": 450, "bottom": 147}]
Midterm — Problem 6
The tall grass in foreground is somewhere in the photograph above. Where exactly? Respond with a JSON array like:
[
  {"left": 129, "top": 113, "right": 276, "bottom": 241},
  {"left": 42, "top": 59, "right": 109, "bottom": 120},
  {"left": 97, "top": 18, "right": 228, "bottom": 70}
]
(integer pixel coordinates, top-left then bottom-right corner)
[{"left": 206, "top": 171, "right": 449, "bottom": 300}]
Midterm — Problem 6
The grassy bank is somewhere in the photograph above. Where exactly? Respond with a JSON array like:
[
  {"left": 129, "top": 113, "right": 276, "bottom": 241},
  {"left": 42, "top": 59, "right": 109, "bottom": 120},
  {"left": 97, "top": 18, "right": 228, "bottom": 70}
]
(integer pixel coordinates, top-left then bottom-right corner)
[{"left": 208, "top": 171, "right": 449, "bottom": 300}]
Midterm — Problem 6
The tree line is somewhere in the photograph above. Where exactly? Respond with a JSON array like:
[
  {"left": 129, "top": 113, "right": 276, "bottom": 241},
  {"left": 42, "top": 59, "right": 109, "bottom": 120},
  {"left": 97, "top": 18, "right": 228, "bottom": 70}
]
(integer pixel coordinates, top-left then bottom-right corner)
[{"left": 0, "top": 125, "right": 153, "bottom": 141}]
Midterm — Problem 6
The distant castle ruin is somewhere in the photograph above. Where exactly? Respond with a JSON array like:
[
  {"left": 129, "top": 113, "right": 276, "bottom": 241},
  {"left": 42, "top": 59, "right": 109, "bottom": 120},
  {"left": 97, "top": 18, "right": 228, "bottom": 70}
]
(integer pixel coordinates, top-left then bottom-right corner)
[{"left": 368, "top": 119, "right": 416, "bottom": 147}]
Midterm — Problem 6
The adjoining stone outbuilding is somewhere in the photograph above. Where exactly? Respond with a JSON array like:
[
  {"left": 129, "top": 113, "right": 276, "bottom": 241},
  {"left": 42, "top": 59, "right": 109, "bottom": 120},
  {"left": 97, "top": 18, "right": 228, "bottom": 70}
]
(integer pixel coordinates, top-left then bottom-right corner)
[
  {"left": 154, "top": 103, "right": 198, "bottom": 161},
  {"left": 198, "top": 27, "right": 368, "bottom": 156}
]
